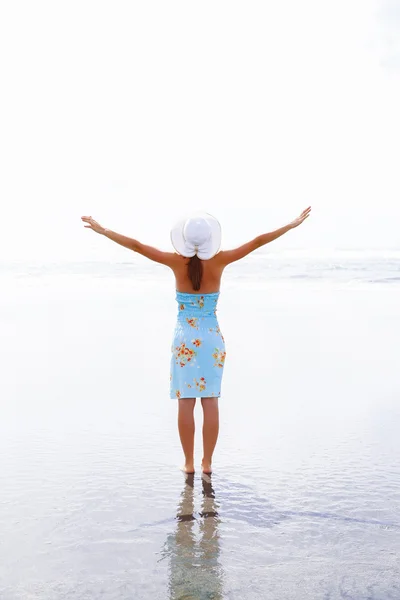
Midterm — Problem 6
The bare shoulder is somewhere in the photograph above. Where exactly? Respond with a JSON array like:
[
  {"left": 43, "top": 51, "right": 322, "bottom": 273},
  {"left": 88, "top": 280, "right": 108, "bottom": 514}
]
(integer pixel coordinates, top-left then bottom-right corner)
[
  {"left": 164, "top": 251, "right": 185, "bottom": 268},
  {"left": 168, "top": 253, "right": 188, "bottom": 271}
]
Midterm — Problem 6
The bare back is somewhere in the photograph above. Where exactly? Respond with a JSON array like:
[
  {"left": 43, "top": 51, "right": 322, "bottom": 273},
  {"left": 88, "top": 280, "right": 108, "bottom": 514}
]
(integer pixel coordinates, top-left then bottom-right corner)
[
  {"left": 172, "top": 253, "right": 225, "bottom": 293},
  {"left": 126, "top": 239, "right": 267, "bottom": 293}
]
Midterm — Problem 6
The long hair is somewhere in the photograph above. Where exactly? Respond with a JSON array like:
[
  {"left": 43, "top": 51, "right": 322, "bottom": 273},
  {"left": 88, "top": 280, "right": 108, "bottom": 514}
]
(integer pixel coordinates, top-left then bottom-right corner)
[{"left": 187, "top": 255, "right": 203, "bottom": 291}]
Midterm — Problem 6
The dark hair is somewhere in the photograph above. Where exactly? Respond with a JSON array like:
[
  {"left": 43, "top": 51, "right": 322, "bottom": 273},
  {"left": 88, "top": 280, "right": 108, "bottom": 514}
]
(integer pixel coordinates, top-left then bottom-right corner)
[{"left": 187, "top": 255, "right": 203, "bottom": 291}]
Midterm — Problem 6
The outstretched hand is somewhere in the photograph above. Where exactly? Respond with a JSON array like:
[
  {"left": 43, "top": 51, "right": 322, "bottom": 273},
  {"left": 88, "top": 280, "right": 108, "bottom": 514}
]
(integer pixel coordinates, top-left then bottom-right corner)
[
  {"left": 290, "top": 206, "right": 312, "bottom": 229},
  {"left": 81, "top": 216, "right": 106, "bottom": 234}
]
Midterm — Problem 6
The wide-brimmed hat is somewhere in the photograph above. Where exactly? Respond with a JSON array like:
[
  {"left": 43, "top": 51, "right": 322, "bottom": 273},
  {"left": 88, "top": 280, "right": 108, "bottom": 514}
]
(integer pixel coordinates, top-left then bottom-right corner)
[{"left": 170, "top": 211, "right": 221, "bottom": 260}]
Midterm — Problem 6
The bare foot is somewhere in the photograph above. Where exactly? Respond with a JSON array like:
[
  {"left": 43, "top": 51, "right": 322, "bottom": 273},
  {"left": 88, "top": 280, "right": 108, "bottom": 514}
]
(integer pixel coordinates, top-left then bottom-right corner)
[
  {"left": 201, "top": 460, "right": 212, "bottom": 474},
  {"left": 180, "top": 464, "right": 195, "bottom": 474}
]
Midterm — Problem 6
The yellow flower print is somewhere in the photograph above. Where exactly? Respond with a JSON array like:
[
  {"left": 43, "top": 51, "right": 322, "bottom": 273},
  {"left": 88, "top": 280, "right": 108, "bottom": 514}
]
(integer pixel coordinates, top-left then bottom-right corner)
[
  {"left": 191, "top": 338, "right": 202, "bottom": 347},
  {"left": 186, "top": 317, "right": 199, "bottom": 329},
  {"left": 212, "top": 348, "right": 226, "bottom": 368},
  {"left": 197, "top": 296, "right": 205, "bottom": 308},
  {"left": 176, "top": 390, "right": 181, "bottom": 399},
  {"left": 193, "top": 377, "right": 207, "bottom": 392},
  {"left": 174, "top": 343, "right": 197, "bottom": 367},
  {"left": 187, "top": 383, "right": 192, "bottom": 388}
]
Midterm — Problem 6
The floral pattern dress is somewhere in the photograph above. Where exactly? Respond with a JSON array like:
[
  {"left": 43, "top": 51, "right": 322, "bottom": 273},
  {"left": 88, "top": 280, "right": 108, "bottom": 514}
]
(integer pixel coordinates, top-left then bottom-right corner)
[{"left": 170, "top": 292, "right": 226, "bottom": 399}]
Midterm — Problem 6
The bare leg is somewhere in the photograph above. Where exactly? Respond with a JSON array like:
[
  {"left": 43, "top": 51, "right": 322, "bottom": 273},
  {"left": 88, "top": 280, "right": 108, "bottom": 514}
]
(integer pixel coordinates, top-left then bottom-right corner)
[
  {"left": 201, "top": 397, "right": 219, "bottom": 474},
  {"left": 178, "top": 398, "right": 196, "bottom": 473}
]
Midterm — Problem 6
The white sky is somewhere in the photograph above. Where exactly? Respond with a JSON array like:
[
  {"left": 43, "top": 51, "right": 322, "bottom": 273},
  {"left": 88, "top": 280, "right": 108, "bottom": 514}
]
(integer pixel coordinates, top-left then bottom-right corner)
[{"left": 0, "top": 0, "right": 399, "bottom": 261}]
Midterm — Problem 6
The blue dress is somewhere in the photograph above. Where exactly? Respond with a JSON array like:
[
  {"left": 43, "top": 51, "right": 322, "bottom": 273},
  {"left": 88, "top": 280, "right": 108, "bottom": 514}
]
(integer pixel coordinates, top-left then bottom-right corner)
[{"left": 170, "top": 292, "right": 226, "bottom": 399}]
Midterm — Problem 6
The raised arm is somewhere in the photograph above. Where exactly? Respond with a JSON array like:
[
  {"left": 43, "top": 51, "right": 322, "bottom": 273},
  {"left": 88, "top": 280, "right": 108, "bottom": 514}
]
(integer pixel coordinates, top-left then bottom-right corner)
[
  {"left": 218, "top": 206, "right": 311, "bottom": 266},
  {"left": 81, "top": 216, "right": 178, "bottom": 267}
]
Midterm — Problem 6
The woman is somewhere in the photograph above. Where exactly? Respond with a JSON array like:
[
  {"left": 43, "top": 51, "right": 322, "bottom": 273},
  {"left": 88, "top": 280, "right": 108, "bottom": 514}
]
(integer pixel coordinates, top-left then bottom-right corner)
[{"left": 81, "top": 206, "right": 311, "bottom": 474}]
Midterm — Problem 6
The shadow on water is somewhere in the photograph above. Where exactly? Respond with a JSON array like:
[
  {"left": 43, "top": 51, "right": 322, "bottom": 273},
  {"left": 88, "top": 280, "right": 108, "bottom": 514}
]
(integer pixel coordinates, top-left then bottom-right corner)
[
  {"left": 213, "top": 478, "right": 400, "bottom": 531},
  {"left": 161, "top": 474, "right": 224, "bottom": 600},
  {"left": 143, "top": 475, "right": 400, "bottom": 535}
]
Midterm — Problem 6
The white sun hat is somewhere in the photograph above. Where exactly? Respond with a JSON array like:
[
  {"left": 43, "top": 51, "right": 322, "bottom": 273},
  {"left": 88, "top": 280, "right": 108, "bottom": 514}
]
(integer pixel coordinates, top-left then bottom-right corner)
[{"left": 170, "top": 211, "right": 221, "bottom": 260}]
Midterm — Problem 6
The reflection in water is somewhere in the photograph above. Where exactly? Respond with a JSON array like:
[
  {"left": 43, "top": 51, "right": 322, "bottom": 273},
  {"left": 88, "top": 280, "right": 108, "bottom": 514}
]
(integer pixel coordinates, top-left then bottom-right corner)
[{"left": 165, "top": 474, "right": 224, "bottom": 600}]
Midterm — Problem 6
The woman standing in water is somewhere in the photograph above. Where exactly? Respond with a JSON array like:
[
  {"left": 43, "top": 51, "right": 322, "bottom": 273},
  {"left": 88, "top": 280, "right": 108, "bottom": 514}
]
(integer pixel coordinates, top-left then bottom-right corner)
[{"left": 82, "top": 206, "right": 311, "bottom": 474}]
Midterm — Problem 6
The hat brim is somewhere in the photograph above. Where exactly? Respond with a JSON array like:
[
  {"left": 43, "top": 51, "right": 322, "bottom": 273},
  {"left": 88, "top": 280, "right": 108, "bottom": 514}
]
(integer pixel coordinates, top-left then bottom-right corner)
[{"left": 170, "top": 211, "right": 221, "bottom": 260}]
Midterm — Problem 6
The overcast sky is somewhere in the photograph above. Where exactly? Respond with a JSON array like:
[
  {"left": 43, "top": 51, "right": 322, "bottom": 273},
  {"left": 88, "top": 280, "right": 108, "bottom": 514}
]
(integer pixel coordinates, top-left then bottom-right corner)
[{"left": 0, "top": 0, "right": 399, "bottom": 261}]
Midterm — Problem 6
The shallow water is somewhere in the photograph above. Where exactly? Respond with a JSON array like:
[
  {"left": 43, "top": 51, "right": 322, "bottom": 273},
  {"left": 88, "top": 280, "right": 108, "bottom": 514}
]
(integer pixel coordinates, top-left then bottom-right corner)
[{"left": 1, "top": 258, "right": 400, "bottom": 599}]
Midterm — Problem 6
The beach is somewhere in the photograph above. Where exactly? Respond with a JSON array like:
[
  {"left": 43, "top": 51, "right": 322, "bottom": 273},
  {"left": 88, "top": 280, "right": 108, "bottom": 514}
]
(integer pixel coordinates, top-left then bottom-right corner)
[{"left": 1, "top": 251, "right": 399, "bottom": 599}]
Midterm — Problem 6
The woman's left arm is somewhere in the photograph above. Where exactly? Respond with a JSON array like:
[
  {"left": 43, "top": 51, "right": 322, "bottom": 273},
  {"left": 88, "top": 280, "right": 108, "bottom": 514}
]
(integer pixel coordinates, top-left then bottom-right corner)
[{"left": 81, "top": 216, "right": 178, "bottom": 266}]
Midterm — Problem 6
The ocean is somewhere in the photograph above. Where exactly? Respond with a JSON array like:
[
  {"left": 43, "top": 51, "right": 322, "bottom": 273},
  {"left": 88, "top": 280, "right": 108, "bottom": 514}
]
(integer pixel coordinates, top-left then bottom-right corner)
[{"left": 1, "top": 249, "right": 399, "bottom": 599}]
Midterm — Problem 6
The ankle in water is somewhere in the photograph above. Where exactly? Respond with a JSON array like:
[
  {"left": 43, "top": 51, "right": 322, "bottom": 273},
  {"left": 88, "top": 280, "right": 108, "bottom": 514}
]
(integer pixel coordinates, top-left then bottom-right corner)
[{"left": 201, "top": 459, "right": 212, "bottom": 473}]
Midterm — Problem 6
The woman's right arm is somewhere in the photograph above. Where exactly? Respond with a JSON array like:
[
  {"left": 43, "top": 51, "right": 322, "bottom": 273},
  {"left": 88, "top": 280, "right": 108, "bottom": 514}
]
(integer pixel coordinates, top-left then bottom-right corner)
[
  {"left": 218, "top": 206, "right": 311, "bottom": 266},
  {"left": 82, "top": 216, "right": 139, "bottom": 250},
  {"left": 81, "top": 216, "right": 178, "bottom": 267}
]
